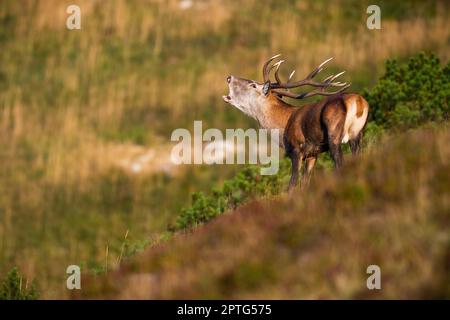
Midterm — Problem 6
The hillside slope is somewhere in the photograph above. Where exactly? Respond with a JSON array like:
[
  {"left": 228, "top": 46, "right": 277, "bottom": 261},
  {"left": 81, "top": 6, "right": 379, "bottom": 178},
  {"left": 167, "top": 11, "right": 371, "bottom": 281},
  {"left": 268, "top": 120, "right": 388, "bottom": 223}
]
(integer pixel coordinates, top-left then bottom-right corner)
[{"left": 79, "top": 125, "right": 450, "bottom": 299}]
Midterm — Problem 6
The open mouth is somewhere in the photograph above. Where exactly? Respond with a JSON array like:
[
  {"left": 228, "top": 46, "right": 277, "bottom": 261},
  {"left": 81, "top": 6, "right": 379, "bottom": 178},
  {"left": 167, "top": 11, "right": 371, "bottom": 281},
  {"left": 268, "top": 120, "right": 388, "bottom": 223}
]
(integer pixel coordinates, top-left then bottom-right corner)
[{"left": 222, "top": 76, "right": 233, "bottom": 103}]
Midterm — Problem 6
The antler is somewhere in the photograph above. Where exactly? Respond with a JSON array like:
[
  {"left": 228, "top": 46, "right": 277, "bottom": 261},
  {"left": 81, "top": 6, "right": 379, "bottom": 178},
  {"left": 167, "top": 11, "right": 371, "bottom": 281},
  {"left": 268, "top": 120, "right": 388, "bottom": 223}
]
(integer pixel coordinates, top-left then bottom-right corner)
[
  {"left": 261, "top": 55, "right": 351, "bottom": 99},
  {"left": 262, "top": 54, "right": 282, "bottom": 83}
]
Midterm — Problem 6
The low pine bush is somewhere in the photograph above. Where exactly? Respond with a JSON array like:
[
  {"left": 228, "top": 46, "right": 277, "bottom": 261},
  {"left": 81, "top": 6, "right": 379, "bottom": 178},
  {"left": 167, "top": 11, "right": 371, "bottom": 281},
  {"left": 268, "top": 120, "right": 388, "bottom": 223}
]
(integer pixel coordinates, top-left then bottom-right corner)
[
  {"left": 364, "top": 52, "right": 450, "bottom": 128},
  {"left": 174, "top": 159, "right": 291, "bottom": 230},
  {"left": 0, "top": 268, "right": 39, "bottom": 300}
]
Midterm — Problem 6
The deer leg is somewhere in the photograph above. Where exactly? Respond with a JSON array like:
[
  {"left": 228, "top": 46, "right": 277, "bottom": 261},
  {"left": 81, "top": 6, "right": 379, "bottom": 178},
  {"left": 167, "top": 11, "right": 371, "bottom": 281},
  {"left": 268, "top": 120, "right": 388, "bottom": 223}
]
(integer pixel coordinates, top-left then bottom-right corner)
[
  {"left": 328, "top": 134, "right": 343, "bottom": 168},
  {"left": 288, "top": 151, "right": 303, "bottom": 193},
  {"left": 329, "top": 144, "right": 343, "bottom": 168},
  {"left": 301, "top": 156, "right": 317, "bottom": 189},
  {"left": 349, "top": 131, "right": 363, "bottom": 156},
  {"left": 324, "top": 111, "right": 345, "bottom": 169}
]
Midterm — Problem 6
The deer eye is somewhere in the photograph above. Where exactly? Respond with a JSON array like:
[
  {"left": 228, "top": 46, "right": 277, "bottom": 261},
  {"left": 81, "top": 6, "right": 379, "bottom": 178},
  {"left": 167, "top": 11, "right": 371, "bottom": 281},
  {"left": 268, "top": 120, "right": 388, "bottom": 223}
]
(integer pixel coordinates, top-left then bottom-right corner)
[{"left": 250, "top": 83, "right": 257, "bottom": 89}]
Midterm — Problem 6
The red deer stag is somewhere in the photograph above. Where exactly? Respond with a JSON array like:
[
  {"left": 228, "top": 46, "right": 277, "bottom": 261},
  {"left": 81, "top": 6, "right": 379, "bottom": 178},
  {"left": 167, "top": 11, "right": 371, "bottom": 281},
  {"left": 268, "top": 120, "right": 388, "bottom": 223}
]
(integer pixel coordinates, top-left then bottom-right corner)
[{"left": 223, "top": 55, "right": 369, "bottom": 191}]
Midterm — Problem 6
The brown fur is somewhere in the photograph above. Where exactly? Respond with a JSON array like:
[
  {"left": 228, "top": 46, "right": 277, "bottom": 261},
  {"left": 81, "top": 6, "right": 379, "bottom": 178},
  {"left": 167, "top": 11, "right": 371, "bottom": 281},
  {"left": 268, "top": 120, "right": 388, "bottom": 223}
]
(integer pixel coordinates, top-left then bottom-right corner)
[
  {"left": 264, "top": 94, "right": 296, "bottom": 129},
  {"left": 283, "top": 93, "right": 369, "bottom": 191}
]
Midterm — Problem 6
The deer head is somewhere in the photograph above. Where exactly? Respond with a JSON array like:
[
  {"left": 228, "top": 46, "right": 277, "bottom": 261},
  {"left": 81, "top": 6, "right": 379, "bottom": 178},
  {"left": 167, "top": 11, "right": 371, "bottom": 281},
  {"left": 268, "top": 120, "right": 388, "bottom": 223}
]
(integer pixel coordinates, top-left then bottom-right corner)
[
  {"left": 222, "top": 75, "right": 270, "bottom": 118},
  {"left": 223, "top": 54, "right": 351, "bottom": 126},
  {"left": 222, "top": 54, "right": 280, "bottom": 119}
]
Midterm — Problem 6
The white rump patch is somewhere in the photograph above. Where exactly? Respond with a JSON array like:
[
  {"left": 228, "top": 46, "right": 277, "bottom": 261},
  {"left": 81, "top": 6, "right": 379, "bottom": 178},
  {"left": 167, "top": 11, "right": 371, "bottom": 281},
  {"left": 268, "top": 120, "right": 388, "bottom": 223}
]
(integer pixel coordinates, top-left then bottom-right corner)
[{"left": 342, "top": 99, "right": 368, "bottom": 144}]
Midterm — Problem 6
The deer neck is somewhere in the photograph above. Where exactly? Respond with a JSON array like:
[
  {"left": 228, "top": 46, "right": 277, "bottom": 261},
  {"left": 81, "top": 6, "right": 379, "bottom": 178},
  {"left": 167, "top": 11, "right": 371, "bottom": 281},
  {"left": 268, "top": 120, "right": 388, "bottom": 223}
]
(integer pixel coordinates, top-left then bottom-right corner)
[{"left": 256, "top": 94, "right": 294, "bottom": 131}]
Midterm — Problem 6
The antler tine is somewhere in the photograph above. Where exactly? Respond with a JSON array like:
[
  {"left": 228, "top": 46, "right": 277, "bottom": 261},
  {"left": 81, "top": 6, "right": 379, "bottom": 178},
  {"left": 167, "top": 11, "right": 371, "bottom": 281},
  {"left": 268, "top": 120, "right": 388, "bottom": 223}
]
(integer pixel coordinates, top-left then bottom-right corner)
[
  {"left": 262, "top": 54, "right": 282, "bottom": 82},
  {"left": 274, "top": 69, "right": 295, "bottom": 98},
  {"left": 306, "top": 57, "right": 333, "bottom": 79},
  {"left": 288, "top": 70, "right": 296, "bottom": 82},
  {"left": 322, "top": 72, "right": 348, "bottom": 87},
  {"left": 273, "top": 60, "right": 285, "bottom": 84},
  {"left": 328, "top": 71, "right": 345, "bottom": 83},
  {"left": 322, "top": 74, "right": 334, "bottom": 83}
]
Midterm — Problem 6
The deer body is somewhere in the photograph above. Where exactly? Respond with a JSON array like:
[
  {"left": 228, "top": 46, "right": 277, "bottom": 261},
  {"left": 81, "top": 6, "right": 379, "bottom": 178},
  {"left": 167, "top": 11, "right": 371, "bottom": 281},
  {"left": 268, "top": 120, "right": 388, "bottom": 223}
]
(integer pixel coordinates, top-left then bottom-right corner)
[
  {"left": 223, "top": 55, "right": 369, "bottom": 191},
  {"left": 283, "top": 93, "right": 369, "bottom": 190}
]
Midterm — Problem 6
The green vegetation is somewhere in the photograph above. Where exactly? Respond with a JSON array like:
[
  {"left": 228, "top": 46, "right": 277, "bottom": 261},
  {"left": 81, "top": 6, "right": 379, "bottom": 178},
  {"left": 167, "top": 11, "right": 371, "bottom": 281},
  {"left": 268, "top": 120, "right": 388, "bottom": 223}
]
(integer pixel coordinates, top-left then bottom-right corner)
[
  {"left": 174, "top": 161, "right": 291, "bottom": 230},
  {"left": 0, "top": 268, "right": 39, "bottom": 300},
  {"left": 365, "top": 53, "right": 449, "bottom": 128}
]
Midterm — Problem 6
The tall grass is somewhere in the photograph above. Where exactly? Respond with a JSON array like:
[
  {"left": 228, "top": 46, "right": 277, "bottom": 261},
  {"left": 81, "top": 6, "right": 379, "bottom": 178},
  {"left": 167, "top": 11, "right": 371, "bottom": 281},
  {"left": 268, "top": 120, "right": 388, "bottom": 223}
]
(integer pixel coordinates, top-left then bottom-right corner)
[{"left": 0, "top": 0, "right": 449, "bottom": 298}]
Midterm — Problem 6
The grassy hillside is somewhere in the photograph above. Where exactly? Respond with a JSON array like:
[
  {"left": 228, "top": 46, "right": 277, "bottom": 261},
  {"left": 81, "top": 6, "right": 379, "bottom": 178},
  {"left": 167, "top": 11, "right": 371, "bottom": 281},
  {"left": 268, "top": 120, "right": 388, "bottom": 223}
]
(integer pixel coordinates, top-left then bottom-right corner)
[
  {"left": 171, "top": 52, "right": 449, "bottom": 231},
  {"left": 0, "top": 0, "right": 449, "bottom": 298},
  {"left": 79, "top": 124, "right": 450, "bottom": 299}
]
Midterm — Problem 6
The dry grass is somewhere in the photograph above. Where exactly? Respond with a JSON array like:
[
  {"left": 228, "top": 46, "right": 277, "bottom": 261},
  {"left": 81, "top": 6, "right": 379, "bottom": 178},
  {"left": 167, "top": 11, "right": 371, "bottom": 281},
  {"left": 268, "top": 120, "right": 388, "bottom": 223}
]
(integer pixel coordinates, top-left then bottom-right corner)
[{"left": 1, "top": 0, "right": 449, "bottom": 184}]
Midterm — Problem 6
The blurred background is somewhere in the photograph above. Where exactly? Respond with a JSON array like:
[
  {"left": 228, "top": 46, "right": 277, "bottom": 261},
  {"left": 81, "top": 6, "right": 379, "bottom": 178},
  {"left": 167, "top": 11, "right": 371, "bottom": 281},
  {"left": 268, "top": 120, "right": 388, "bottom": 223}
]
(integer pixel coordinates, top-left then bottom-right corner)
[{"left": 0, "top": 0, "right": 449, "bottom": 298}]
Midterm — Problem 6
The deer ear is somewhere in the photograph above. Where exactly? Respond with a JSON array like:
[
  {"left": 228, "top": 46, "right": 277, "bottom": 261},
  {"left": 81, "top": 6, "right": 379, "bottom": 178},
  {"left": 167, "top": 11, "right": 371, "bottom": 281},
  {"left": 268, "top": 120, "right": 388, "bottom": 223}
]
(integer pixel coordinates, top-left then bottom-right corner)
[{"left": 262, "top": 81, "right": 271, "bottom": 96}]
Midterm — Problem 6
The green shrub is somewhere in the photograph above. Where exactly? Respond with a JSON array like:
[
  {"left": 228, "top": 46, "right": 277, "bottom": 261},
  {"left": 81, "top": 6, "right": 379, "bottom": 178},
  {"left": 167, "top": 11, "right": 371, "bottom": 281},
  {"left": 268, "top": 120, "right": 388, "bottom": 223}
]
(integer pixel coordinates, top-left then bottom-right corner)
[
  {"left": 174, "top": 159, "right": 291, "bottom": 230},
  {"left": 364, "top": 52, "right": 450, "bottom": 129},
  {"left": 0, "top": 268, "right": 39, "bottom": 300}
]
